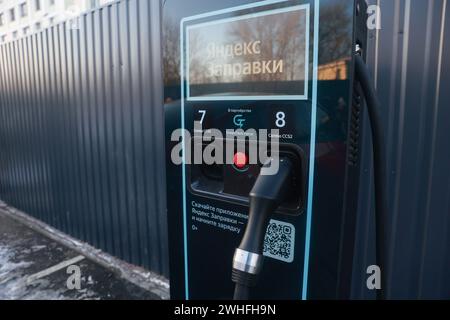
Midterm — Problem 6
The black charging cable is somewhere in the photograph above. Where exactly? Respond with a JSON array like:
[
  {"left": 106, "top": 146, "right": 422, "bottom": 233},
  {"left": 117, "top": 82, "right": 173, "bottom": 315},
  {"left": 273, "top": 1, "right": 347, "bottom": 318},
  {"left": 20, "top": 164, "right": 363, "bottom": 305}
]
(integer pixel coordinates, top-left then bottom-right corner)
[
  {"left": 231, "top": 157, "right": 293, "bottom": 300},
  {"left": 354, "top": 54, "right": 388, "bottom": 300}
]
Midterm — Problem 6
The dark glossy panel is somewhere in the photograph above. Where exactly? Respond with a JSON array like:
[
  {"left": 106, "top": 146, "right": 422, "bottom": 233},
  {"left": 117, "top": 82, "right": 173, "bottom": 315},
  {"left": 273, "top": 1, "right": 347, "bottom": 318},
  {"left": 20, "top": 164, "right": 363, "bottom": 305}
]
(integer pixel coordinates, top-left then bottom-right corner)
[{"left": 165, "top": 0, "right": 358, "bottom": 299}]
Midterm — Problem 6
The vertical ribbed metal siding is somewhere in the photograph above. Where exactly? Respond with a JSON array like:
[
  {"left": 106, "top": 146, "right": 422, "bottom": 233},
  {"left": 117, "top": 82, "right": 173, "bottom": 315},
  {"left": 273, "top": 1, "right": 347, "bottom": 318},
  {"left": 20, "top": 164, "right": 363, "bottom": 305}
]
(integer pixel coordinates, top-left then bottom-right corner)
[
  {"left": 0, "top": 0, "right": 168, "bottom": 277},
  {"left": 352, "top": 0, "right": 450, "bottom": 299}
]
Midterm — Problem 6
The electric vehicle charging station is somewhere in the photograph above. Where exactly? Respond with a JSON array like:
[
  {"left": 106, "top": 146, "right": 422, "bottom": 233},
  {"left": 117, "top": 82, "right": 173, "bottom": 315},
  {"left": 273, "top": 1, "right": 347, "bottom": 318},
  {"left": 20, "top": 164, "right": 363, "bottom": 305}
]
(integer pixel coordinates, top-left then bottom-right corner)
[{"left": 165, "top": 0, "right": 369, "bottom": 300}]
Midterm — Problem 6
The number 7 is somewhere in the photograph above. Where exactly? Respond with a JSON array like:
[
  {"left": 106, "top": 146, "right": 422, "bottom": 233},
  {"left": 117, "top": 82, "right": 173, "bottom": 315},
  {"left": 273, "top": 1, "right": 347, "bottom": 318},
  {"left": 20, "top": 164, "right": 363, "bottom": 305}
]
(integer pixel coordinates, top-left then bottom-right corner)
[{"left": 198, "top": 110, "right": 206, "bottom": 124}]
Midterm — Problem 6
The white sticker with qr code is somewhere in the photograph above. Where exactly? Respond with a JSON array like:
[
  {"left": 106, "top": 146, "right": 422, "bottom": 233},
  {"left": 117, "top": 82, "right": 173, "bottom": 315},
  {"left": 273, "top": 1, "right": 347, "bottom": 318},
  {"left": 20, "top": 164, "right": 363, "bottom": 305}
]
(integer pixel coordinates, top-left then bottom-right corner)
[{"left": 263, "top": 219, "right": 295, "bottom": 263}]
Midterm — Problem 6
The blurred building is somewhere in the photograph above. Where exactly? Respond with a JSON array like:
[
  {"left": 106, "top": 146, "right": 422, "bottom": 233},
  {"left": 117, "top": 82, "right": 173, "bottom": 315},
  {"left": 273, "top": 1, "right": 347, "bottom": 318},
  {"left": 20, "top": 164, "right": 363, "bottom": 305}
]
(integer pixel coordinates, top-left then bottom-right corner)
[
  {"left": 0, "top": 0, "right": 114, "bottom": 43},
  {"left": 318, "top": 59, "right": 349, "bottom": 81}
]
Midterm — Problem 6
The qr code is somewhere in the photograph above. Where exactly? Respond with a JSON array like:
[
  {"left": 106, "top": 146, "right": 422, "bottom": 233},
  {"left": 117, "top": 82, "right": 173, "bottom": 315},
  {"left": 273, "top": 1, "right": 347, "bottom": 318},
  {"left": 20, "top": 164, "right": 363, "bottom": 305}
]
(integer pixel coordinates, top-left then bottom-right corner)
[{"left": 263, "top": 219, "right": 295, "bottom": 263}]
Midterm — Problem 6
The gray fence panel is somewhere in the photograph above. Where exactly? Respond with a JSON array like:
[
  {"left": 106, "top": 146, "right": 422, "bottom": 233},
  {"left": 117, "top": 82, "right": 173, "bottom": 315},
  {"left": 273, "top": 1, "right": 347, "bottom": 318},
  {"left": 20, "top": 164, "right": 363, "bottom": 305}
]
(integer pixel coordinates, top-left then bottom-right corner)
[
  {"left": 353, "top": 0, "right": 450, "bottom": 299},
  {"left": 0, "top": 0, "right": 168, "bottom": 277}
]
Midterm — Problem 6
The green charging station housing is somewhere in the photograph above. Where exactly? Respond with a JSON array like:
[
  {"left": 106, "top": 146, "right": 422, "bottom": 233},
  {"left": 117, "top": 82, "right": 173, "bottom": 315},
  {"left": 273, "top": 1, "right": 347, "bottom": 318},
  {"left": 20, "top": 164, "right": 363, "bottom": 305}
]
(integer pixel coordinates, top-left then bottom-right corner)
[{"left": 164, "top": 0, "right": 368, "bottom": 299}]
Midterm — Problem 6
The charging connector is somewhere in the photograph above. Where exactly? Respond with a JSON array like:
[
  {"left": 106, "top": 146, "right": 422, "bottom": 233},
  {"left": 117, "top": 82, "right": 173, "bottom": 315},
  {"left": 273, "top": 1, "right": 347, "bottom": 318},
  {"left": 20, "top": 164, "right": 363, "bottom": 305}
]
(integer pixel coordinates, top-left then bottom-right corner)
[{"left": 232, "top": 157, "right": 293, "bottom": 300}]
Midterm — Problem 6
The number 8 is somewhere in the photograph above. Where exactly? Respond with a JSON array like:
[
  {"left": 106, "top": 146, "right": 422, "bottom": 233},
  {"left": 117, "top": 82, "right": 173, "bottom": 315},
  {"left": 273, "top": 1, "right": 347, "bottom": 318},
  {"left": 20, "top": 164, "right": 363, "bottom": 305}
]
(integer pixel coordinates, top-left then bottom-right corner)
[{"left": 276, "top": 111, "right": 286, "bottom": 128}]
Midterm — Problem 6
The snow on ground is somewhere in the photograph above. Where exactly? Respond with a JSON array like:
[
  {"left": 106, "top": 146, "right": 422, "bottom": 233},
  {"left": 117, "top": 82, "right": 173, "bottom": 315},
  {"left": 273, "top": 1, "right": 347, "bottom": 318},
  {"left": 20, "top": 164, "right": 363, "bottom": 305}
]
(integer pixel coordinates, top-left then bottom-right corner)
[
  {"left": 0, "top": 209, "right": 164, "bottom": 300},
  {"left": 0, "top": 243, "right": 98, "bottom": 300}
]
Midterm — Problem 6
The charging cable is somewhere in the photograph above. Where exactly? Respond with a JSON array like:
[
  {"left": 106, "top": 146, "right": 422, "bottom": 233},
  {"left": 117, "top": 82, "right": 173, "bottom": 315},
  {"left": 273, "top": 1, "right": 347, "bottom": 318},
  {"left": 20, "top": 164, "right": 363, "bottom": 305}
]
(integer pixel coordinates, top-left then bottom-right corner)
[
  {"left": 231, "top": 157, "right": 293, "bottom": 300},
  {"left": 355, "top": 54, "right": 388, "bottom": 300}
]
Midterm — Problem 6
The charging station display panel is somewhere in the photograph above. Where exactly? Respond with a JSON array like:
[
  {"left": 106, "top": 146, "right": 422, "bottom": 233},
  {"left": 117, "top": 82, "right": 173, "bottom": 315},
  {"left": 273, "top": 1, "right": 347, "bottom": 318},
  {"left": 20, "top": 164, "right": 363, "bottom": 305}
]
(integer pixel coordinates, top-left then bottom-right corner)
[
  {"left": 186, "top": 5, "right": 309, "bottom": 100},
  {"left": 165, "top": 0, "right": 361, "bottom": 300}
]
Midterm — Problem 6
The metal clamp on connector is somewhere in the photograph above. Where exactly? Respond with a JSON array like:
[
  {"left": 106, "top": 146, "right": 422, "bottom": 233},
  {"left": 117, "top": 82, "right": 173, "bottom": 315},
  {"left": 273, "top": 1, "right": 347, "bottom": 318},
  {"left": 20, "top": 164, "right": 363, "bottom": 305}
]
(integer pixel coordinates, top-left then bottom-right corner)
[{"left": 232, "top": 248, "right": 263, "bottom": 275}]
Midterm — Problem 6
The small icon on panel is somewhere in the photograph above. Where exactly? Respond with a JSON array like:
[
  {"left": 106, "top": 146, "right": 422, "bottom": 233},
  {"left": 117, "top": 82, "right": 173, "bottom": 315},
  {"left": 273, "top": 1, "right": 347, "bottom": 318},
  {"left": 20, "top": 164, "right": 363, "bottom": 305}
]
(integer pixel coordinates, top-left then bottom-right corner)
[{"left": 233, "top": 115, "right": 246, "bottom": 128}]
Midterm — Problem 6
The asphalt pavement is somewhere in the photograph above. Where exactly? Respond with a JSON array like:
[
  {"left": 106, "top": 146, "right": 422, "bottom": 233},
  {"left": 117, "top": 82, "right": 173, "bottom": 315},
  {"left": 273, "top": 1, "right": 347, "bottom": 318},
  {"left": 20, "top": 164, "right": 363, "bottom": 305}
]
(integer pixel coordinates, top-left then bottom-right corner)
[{"left": 0, "top": 211, "right": 161, "bottom": 300}]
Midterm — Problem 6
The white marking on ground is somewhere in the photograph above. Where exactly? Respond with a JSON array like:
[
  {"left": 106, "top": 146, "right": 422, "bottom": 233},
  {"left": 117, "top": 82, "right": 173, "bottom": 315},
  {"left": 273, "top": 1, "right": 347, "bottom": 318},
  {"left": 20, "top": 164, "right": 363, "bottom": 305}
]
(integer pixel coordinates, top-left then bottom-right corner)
[
  {"left": 0, "top": 205, "right": 169, "bottom": 299},
  {"left": 0, "top": 245, "right": 96, "bottom": 300},
  {"left": 26, "top": 255, "right": 85, "bottom": 285},
  {"left": 31, "top": 245, "right": 47, "bottom": 252}
]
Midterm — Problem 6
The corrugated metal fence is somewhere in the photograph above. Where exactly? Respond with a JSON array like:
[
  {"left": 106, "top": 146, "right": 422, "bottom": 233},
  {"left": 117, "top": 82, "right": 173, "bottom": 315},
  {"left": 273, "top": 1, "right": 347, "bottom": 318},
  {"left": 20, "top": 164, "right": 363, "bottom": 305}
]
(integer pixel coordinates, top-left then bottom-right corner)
[
  {"left": 352, "top": 0, "right": 450, "bottom": 299},
  {"left": 1, "top": 0, "right": 449, "bottom": 299},
  {"left": 0, "top": 0, "right": 169, "bottom": 277}
]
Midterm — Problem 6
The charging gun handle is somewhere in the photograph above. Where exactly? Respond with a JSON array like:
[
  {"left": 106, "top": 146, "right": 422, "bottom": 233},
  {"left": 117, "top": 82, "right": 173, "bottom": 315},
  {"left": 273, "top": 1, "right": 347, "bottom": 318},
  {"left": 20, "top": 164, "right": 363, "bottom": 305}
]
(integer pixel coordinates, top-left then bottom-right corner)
[{"left": 232, "top": 157, "right": 292, "bottom": 300}]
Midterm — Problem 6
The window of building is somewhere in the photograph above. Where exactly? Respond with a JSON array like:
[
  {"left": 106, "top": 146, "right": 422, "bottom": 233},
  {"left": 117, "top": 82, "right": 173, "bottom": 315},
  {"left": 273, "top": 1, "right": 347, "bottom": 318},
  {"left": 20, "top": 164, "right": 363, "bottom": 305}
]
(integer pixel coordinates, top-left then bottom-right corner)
[
  {"left": 9, "top": 8, "right": 15, "bottom": 21},
  {"left": 35, "top": 22, "right": 41, "bottom": 30},
  {"left": 12, "top": 30, "right": 18, "bottom": 38},
  {"left": 20, "top": 2, "right": 28, "bottom": 17},
  {"left": 35, "top": 0, "right": 41, "bottom": 11},
  {"left": 50, "top": 0, "right": 55, "bottom": 5},
  {"left": 1, "top": 35, "right": 7, "bottom": 43},
  {"left": 49, "top": 16, "right": 55, "bottom": 25},
  {"left": 23, "top": 26, "right": 30, "bottom": 35},
  {"left": 0, "top": 13, "right": 4, "bottom": 26}
]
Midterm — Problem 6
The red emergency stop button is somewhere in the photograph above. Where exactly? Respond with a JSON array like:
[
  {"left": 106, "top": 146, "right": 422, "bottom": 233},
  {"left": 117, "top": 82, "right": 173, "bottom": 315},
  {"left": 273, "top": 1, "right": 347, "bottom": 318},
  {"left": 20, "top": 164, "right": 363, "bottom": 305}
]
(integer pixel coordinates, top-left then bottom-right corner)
[{"left": 233, "top": 152, "right": 248, "bottom": 169}]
